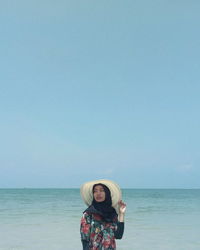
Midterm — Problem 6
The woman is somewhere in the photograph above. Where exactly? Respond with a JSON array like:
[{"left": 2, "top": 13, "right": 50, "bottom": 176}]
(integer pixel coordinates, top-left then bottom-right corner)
[{"left": 80, "top": 179, "right": 126, "bottom": 250}]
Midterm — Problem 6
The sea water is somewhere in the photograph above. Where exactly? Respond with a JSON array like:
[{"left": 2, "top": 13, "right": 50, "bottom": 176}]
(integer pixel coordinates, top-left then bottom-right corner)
[{"left": 0, "top": 189, "right": 200, "bottom": 250}]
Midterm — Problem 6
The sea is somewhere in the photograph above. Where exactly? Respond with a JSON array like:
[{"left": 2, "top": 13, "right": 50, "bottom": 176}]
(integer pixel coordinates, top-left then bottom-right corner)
[{"left": 0, "top": 188, "right": 200, "bottom": 250}]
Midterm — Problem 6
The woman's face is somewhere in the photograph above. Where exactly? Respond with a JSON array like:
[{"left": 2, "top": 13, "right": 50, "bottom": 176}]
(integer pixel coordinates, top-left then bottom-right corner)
[{"left": 93, "top": 185, "right": 106, "bottom": 202}]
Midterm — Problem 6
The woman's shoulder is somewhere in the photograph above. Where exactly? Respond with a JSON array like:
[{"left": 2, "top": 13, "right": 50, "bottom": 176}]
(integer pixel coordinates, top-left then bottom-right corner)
[
  {"left": 83, "top": 205, "right": 100, "bottom": 216},
  {"left": 82, "top": 206, "right": 96, "bottom": 217},
  {"left": 82, "top": 209, "right": 92, "bottom": 219},
  {"left": 81, "top": 211, "right": 92, "bottom": 224},
  {"left": 82, "top": 206, "right": 103, "bottom": 221}
]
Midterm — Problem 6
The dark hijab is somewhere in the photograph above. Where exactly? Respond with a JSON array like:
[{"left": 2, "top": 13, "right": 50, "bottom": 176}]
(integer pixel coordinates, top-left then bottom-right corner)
[{"left": 91, "top": 183, "right": 117, "bottom": 222}]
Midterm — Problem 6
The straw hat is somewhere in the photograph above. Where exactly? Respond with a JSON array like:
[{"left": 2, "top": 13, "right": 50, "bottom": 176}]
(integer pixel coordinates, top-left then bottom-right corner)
[{"left": 80, "top": 179, "right": 122, "bottom": 212}]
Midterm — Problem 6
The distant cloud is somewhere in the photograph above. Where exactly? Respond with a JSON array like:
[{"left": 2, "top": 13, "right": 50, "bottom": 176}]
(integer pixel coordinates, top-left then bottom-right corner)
[
  {"left": 105, "top": 168, "right": 115, "bottom": 175},
  {"left": 177, "top": 164, "right": 193, "bottom": 172},
  {"left": 95, "top": 167, "right": 115, "bottom": 176}
]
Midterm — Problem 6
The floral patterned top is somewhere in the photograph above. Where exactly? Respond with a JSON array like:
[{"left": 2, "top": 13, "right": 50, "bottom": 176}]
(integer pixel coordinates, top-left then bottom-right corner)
[{"left": 80, "top": 206, "right": 124, "bottom": 250}]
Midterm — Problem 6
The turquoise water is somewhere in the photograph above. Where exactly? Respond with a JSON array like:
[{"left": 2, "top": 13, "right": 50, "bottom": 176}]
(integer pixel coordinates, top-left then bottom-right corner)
[{"left": 0, "top": 189, "right": 200, "bottom": 250}]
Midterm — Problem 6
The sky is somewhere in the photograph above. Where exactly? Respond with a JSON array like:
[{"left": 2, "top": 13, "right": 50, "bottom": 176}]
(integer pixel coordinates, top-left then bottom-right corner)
[{"left": 0, "top": 0, "right": 200, "bottom": 188}]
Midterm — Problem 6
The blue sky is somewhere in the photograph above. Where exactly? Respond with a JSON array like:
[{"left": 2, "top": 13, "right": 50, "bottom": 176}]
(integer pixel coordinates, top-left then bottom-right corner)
[{"left": 0, "top": 0, "right": 200, "bottom": 188}]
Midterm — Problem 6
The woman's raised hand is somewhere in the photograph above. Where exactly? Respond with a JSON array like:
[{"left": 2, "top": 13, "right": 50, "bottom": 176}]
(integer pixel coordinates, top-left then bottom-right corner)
[{"left": 118, "top": 200, "right": 126, "bottom": 214}]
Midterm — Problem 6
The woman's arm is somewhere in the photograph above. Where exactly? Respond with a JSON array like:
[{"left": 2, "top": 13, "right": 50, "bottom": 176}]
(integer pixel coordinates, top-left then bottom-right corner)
[
  {"left": 115, "top": 200, "right": 126, "bottom": 239},
  {"left": 81, "top": 240, "right": 90, "bottom": 250},
  {"left": 118, "top": 200, "right": 126, "bottom": 222},
  {"left": 114, "top": 222, "right": 124, "bottom": 239},
  {"left": 80, "top": 213, "right": 91, "bottom": 249}
]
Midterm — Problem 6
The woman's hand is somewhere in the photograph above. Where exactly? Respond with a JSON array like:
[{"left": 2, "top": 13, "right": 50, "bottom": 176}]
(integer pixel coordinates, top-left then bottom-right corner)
[{"left": 118, "top": 200, "right": 126, "bottom": 215}]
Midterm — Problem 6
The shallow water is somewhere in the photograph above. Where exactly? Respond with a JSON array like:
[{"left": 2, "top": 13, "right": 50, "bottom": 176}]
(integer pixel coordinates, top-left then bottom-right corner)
[{"left": 0, "top": 189, "right": 200, "bottom": 250}]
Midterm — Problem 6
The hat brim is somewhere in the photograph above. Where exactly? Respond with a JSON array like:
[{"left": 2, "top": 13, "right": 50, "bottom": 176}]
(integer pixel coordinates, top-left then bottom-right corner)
[{"left": 80, "top": 179, "right": 122, "bottom": 213}]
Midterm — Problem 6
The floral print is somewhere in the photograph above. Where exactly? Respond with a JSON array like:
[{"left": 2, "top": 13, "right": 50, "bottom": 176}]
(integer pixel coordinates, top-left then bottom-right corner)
[{"left": 80, "top": 212, "right": 118, "bottom": 250}]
